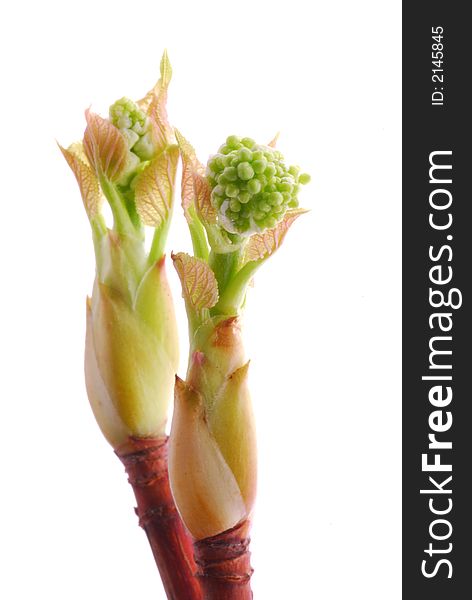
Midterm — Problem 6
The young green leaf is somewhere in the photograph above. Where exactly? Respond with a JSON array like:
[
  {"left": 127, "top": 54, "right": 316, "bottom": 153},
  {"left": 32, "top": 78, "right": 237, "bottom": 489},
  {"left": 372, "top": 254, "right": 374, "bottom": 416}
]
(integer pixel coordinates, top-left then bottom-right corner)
[
  {"left": 175, "top": 129, "right": 216, "bottom": 225},
  {"left": 159, "top": 49, "right": 172, "bottom": 90},
  {"left": 175, "top": 129, "right": 202, "bottom": 220},
  {"left": 137, "top": 51, "right": 174, "bottom": 151},
  {"left": 194, "top": 172, "right": 216, "bottom": 224},
  {"left": 137, "top": 50, "right": 173, "bottom": 113},
  {"left": 147, "top": 99, "right": 172, "bottom": 152},
  {"left": 59, "top": 143, "right": 102, "bottom": 218},
  {"left": 172, "top": 252, "right": 219, "bottom": 311},
  {"left": 83, "top": 109, "right": 128, "bottom": 181},
  {"left": 243, "top": 208, "right": 308, "bottom": 263},
  {"left": 133, "top": 145, "right": 179, "bottom": 227},
  {"left": 174, "top": 128, "right": 200, "bottom": 169}
]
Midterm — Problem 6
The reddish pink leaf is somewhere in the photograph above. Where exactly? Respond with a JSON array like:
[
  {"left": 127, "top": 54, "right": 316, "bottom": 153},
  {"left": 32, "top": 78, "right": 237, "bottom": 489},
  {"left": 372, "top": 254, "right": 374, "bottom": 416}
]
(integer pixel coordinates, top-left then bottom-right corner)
[
  {"left": 59, "top": 142, "right": 102, "bottom": 218},
  {"left": 83, "top": 109, "right": 128, "bottom": 181},
  {"left": 175, "top": 129, "right": 216, "bottom": 224},
  {"left": 172, "top": 252, "right": 219, "bottom": 311},
  {"left": 134, "top": 146, "right": 179, "bottom": 227},
  {"left": 244, "top": 209, "right": 308, "bottom": 263}
]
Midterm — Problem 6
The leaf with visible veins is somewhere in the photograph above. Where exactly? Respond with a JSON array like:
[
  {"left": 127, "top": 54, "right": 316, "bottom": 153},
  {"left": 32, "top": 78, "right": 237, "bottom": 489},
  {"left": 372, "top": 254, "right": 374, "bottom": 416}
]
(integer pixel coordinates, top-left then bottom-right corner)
[
  {"left": 172, "top": 252, "right": 219, "bottom": 311},
  {"left": 83, "top": 109, "right": 128, "bottom": 181},
  {"left": 138, "top": 50, "right": 174, "bottom": 150},
  {"left": 59, "top": 142, "right": 103, "bottom": 218},
  {"left": 175, "top": 129, "right": 216, "bottom": 225},
  {"left": 134, "top": 146, "right": 179, "bottom": 227},
  {"left": 243, "top": 208, "right": 308, "bottom": 263}
]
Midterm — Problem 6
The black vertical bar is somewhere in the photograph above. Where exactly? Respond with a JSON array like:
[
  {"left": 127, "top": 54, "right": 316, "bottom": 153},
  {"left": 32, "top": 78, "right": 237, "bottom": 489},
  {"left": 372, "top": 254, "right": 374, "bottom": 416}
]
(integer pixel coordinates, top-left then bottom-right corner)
[{"left": 403, "top": 3, "right": 472, "bottom": 599}]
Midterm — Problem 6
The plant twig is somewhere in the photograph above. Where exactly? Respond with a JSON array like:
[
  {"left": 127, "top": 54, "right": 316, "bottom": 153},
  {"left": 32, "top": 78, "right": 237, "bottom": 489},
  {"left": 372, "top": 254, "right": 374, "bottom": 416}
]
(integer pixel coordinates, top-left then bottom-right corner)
[
  {"left": 116, "top": 436, "right": 202, "bottom": 600},
  {"left": 194, "top": 520, "right": 253, "bottom": 600}
]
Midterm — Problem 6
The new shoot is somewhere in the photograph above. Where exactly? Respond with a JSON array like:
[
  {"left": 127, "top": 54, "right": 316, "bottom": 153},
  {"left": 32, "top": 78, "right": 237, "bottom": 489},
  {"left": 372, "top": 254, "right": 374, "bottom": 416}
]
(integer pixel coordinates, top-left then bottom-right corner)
[
  {"left": 169, "top": 132, "right": 310, "bottom": 599},
  {"left": 60, "top": 52, "right": 201, "bottom": 600}
]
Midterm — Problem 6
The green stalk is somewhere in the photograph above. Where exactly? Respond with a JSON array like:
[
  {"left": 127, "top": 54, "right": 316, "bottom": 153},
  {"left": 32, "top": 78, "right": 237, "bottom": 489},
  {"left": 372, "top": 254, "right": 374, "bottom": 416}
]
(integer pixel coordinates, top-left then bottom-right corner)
[
  {"left": 99, "top": 175, "right": 136, "bottom": 238},
  {"left": 188, "top": 205, "right": 210, "bottom": 261},
  {"left": 214, "top": 258, "right": 262, "bottom": 316},
  {"left": 209, "top": 248, "right": 242, "bottom": 300},
  {"left": 148, "top": 218, "right": 171, "bottom": 265}
]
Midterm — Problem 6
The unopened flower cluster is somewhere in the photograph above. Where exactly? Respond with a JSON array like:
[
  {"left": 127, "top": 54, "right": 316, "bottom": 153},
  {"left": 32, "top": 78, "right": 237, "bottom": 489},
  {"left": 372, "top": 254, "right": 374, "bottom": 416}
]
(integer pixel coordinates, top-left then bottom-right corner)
[
  {"left": 206, "top": 135, "right": 310, "bottom": 236},
  {"left": 110, "top": 98, "right": 156, "bottom": 185}
]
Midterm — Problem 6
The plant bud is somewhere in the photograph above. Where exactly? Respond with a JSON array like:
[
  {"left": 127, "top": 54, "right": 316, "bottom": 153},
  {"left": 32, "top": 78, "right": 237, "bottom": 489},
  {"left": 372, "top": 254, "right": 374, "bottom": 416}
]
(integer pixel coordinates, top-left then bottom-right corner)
[
  {"left": 169, "top": 378, "right": 247, "bottom": 540},
  {"left": 169, "top": 317, "right": 257, "bottom": 538},
  {"left": 207, "top": 136, "right": 310, "bottom": 236},
  {"left": 84, "top": 254, "right": 178, "bottom": 448},
  {"left": 187, "top": 316, "right": 245, "bottom": 407},
  {"left": 209, "top": 361, "right": 257, "bottom": 512}
]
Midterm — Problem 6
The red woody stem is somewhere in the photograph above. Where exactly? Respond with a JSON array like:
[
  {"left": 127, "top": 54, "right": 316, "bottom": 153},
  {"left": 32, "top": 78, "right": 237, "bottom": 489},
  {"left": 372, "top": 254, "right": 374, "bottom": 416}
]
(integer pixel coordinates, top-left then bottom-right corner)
[
  {"left": 116, "top": 436, "right": 202, "bottom": 600},
  {"left": 193, "top": 520, "right": 253, "bottom": 600}
]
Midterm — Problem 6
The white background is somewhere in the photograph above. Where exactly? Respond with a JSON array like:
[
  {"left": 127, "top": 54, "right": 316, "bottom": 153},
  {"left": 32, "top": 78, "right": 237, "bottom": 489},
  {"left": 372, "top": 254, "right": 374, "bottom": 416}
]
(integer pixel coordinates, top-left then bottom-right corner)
[{"left": 0, "top": 1, "right": 401, "bottom": 598}]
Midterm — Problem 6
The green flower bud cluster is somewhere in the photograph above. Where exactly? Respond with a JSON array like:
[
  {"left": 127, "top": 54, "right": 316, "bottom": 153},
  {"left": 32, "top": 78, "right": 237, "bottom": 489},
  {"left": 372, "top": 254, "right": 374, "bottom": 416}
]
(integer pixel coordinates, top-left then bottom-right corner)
[
  {"left": 109, "top": 98, "right": 156, "bottom": 184},
  {"left": 206, "top": 135, "right": 310, "bottom": 236}
]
